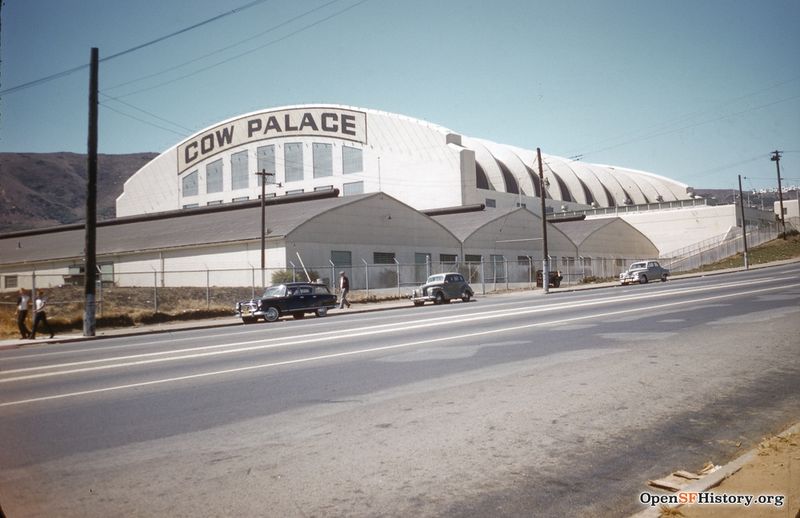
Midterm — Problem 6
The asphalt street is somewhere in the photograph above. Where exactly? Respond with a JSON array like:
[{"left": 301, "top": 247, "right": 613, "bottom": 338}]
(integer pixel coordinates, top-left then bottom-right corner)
[{"left": 1, "top": 264, "right": 799, "bottom": 517}]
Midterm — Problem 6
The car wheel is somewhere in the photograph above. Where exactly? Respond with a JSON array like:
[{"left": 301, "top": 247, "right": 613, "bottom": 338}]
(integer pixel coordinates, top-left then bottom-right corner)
[
  {"left": 316, "top": 307, "right": 328, "bottom": 317},
  {"left": 434, "top": 292, "right": 445, "bottom": 305},
  {"left": 661, "top": 274, "right": 668, "bottom": 282},
  {"left": 241, "top": 316, "right": 257, "bottom": 324},
  {"left": 461, "top": 292, "right": 471, "bottom": 302},
  {"left": 264, "top": 307, "right": 280, "bottom": 322},
  {"left": 293, "top": 312, "right": 305, "bottom": 320},
  {"left": 639, "top": 275, "right": 648, "bottom": 284},
  {"left": 413, "top": 301, "right": 424, "bottom": 306}
]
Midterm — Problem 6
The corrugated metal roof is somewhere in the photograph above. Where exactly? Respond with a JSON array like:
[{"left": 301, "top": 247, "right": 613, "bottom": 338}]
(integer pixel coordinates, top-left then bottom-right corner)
[
  {"left": 432, "top": 207, "right": 533, "bottom": 241},
  {"left": 0, "top": 194, "right": 374, "bottom": 266}
]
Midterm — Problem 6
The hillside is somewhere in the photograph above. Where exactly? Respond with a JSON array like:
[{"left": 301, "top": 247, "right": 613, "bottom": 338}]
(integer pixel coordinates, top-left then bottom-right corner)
[{"left": 0, "top": 152, "right": 157, "bottom": 233}]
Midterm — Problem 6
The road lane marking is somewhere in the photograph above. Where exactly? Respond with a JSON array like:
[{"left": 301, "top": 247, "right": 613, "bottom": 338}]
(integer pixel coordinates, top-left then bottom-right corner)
[
  {"left": 2, "top": 281, "right": 798, "bottom": 408},
  {"left": 0, "top": 277, "right": 788, "bottom": 380}
]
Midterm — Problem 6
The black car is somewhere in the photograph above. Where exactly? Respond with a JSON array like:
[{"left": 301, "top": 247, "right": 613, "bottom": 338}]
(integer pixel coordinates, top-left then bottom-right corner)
[{"left": 235, "top": 282, "right": 338, "bottom": 323}]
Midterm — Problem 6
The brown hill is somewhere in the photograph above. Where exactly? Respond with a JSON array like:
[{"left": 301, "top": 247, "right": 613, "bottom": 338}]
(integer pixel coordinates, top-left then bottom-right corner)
[{"left": 0, "top": 152, "right": 157, "bottom": 233}]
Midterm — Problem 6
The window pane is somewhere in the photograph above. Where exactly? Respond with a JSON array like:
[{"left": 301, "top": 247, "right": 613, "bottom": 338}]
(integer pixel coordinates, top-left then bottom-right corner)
[
  {"left": 231, "top": 150, "right": 249, "bottom": 190},
  {"left": 284, "top": 143, "right": 303, "bottom": 182},
  {"left": 257, "top": 145, "right": 276, "bottom": 185},
  {"left": 313, "top": 143, "right": 332, "bottom": 178},
  {"left": 485, "top": 198, "right": 496, "bottom": 208},
  {"left": 440, "top": 254, "right": 457, "bottom": 264},
  {"left": 182, "top": 170, "right": 198, "bottom": 197},
  {"left": 331, "top": 250, "right": 352, "bottom": 267},
  {"left": 343, "top": 181, "right": 363, "bottom": 196},
  {"left": 206, "top": 159, "right": 223, "bottom": 193},
  {"left": 464, "top": 254, "right": 482, "bottom": 263},
  {"left": 342, "top": 146, "right": 363, "bottom": 174},
  {"left": 373, "top": 252, "right": 395, "bottom": 264}
]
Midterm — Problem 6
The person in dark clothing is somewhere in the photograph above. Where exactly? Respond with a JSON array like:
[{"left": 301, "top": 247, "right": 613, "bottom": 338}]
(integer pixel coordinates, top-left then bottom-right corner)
[
  {"left": 30, "top": 289, "right": 55, "bottom": 339},
  {"left": 16, "top": 288, "right": 31, "bottom": 339},
  {"left": 338, "top": 271, "right": 351, "bottom": 309}
]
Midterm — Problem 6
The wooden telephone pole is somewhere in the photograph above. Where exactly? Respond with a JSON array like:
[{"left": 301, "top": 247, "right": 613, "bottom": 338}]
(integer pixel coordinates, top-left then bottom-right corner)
[{"left": 83, "top": 48, "right": 99, "bottom": 336}]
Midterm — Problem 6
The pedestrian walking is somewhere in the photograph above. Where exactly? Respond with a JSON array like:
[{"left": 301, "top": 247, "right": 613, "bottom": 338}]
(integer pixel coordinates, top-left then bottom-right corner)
[
  {"left": 338, "top": 271, "right": 351, "bottom": 309},
  {"left": 15, "top": 287, "right": 31, "bottom": 339},
  {"left": 30, "top": 289, "right": 55, "bottom": 339}
]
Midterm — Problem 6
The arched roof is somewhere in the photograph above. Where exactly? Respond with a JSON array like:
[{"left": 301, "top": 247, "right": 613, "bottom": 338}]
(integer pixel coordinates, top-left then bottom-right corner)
[{"left": 461, "top": 137, "right": 691, "bottom": 209}]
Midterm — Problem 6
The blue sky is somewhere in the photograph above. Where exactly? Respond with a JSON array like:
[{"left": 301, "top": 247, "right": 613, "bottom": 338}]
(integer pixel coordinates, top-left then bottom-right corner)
[{"left": 1, "top": 0, "right": 799, "bottom": 191}]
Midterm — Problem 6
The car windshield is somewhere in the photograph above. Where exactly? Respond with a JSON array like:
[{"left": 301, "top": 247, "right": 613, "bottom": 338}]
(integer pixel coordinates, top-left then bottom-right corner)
[
  {"left": 629, "top": 262, "right": 647, "bottom": 270},
  {"left": 261, "top": 285, "right": 286, "bottom": 298},
  {"left": 426, "top": 274, "right": 445, "bottom": 283}
]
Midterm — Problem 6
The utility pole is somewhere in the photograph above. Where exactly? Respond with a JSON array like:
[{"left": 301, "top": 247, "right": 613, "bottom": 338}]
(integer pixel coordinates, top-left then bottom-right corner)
[
  {"left": 738, "top": 174, "right": 749, "bottom": 270},
  {"left": 537, "top": 148, "right": 550, "bottom": 294},
  {"left": 771, "top": 150, "right": 786, "bottom": 239},
  {"left": 256, "top": 168, "right": 276, "bottom": 289},
  {"left": 83, "top": 47, "right": 99, "bottom": 337}
]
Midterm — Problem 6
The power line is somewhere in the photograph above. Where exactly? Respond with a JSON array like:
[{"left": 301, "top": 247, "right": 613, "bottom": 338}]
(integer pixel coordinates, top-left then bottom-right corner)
[
  {"left": 110, "top": 0, "right": 372, "bottom": 100},
  {"left": 100, "top": 102, "right": 189, "bottom": 138},
  {"left": 100, "top": 93, "right": 195, "bottom": 134},
  {"left": 104, "top": 0, "right": 343, "bottom": 94},
  {"left": 563, "top": 75, "right": 800, "bottom": 160},
  {"left": 0, "top": 0, "right": 270, "bottom": 96}
]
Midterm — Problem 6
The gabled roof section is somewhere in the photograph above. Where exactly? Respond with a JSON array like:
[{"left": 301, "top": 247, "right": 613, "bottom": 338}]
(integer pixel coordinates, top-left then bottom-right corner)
[
  {"left": 550, "top": 218, "right": 619, "bottom": 248},
  {"left": 431, "top": 207, "right": 540, "bottom": 241},
  {"left": 0, "top": 194, "right": 375, "bottom": 266}
]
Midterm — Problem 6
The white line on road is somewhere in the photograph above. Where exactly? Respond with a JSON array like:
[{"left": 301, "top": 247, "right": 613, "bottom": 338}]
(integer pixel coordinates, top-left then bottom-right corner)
[
  {"left": 2, "top": 281, "right": 797, "bottom": 408},
  {"left": 0, "top": 277, "right": 774, "bottom": 380}
]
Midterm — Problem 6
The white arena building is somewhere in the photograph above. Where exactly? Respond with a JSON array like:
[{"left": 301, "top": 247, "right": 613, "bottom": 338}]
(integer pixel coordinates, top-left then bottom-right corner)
[
  {"left": 116, "top": 104, "right": 695, "bottom": 217},
  {"left": 0, "top": 104, "right": 780, "bottom": 294}
]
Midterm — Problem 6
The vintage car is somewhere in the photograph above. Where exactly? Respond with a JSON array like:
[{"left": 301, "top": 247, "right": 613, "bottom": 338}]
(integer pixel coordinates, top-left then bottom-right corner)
[
  {"left": 235, "top": 282, "right": 337, "bottom": 323},
  {"left": 619, "top": 260, "right": 670, "bottom": 285},
  {"left": 410, "top": 272, "right": 474, "bottom": 306}
]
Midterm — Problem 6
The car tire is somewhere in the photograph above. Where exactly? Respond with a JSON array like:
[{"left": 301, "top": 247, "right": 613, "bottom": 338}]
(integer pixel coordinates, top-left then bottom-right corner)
[
  {"left": 661, "top": 274, "right": 668, "bottom": 282},
  {"left": 434, "top": 292, "right": 445, "bottom": 305},
  {"left": 292, "top": 312, "right": 305, "bottom": 320},
  {"left": 461, "top": 292, "right": 471, "bottom": 303},
  {"left": 413, "top": 301, "right": 424, "bottom": 306},
  {"left": 264, "top": 307, "right": 280, "bottom": 322},
  {"left": 316, "top": 307, "right": 328, "bottom": 317},
  {"left": 639, "top": 275, "right": 648, "bottom": 284}
]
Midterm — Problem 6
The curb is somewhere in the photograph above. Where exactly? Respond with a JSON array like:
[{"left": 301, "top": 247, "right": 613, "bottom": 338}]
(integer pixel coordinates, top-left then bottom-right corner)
[{"left": 630, "top": 421, "right": 800, "bottom": 517}]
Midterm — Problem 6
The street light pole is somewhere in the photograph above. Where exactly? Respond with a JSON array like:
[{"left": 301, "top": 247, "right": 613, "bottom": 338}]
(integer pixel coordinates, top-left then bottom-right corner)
[{"left": 255, "top": 168, "right": 275, "bottom": 288}]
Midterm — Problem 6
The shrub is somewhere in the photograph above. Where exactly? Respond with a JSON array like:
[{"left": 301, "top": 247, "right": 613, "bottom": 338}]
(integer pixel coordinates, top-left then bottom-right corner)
[{"left": 271, "top": 269, "right": 320, "bottom": 284}]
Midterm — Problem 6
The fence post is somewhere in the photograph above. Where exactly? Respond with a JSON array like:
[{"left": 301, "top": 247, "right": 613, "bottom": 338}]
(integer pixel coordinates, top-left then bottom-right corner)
[
  {"left": 206, "top": 269, "right": 210, "bottom": 309},
  {"left": 505, "top": 258, "right": 509, "bottom": 291},
  {"left": 394, "top": 258, "right": 401, "bottom": 295},
  {"left": 481, "top": 257, "right": 486, "bottom": 295},
  {"left": 153, "top": 270, "right": 158, "bottom": 313},
  {"left": 362, "top": 258, "right": 369, "bottom": 297},
  {"left": 251, "top": 267, "right": 255, "bottom": 299},
  {"left": 426, "top": 255, "right": 431, "bottom": 279},
  {"left": 527, "top": 256, "right": 533, "bottom": 289}
]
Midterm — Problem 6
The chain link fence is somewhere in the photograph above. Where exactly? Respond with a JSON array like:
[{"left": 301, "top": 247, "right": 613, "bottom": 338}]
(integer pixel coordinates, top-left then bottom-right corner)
[{"left": 1, "top": 257, "right": 645, "bottom": 318}]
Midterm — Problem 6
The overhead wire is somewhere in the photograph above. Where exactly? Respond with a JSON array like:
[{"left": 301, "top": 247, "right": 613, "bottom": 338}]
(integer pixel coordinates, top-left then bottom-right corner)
[
  {"left": 104, "top": 0, "right": 343, "bottom": 94},
  {"left": 0, "top": 0, "right": 271, "bottom": 96},
  {"left": 109, "top": 0, "right": 372, "bottom": 100}
]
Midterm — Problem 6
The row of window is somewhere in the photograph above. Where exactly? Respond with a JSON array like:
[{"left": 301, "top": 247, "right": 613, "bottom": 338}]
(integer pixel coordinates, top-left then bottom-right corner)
[
  {"left": 182, "top": 143, "right": 364, "bottom": 197},
  {"left": 180, "top": 181, "right": 365, "bottom": 209}
]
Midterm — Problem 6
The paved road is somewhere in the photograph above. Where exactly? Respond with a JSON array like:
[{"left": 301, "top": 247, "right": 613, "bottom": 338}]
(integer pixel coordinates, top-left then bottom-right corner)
[{"left": 1, "top": 264, "right": 799, "bottom": 517}]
